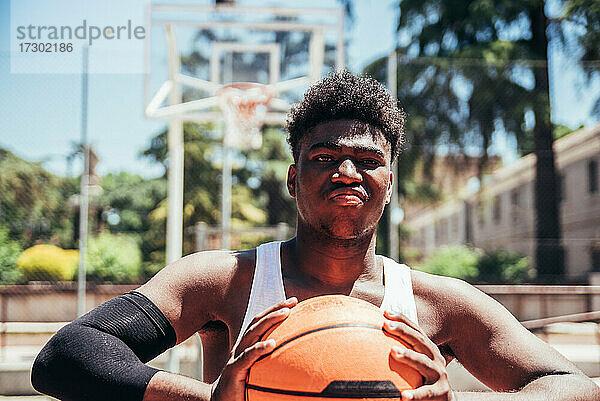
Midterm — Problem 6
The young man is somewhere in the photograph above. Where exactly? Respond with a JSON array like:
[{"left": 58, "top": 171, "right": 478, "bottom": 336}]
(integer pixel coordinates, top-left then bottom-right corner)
[{"left": 32, "top": 71, "right": 599, "bottom": 401}]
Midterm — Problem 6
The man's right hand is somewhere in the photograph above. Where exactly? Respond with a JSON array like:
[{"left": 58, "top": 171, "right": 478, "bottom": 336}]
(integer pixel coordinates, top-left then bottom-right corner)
[{"left": 211, "top": 297, "right": 298, "bottom": 401}]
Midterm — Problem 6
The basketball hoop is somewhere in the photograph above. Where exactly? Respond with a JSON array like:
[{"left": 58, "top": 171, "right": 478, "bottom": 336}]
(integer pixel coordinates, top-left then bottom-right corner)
[{"left": 217, "top": 82, "right": 274, "bottom": 149}]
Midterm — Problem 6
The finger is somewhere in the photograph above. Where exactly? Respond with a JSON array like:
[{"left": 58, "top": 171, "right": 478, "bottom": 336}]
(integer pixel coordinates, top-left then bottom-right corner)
[
  {"left": 232, "top": 339, "right": 276, "bottom": 374},
  {"left": 249, "top": 297, "right": 298, "bottom": 328},
  {"left": 249, "top": 306, "right": 291, "bottom": 336},
  {"left": 383, "top": 311, "right": 441, "bottom": 359},
  {"left": 237, "top": 298, "right": 298, "bottom": 356},
  {"left": 383, "top": 320, "right": 435, "bottom": 359},
  {"left": 236, "top": 307, "right": 291, "bottom": 356},
  {"left": 383, "top": 310, "right": 419, "bottom": 331},
  {"left": 402, "top": 384, "right": 448, "bottom": 400},
  {"left": 391, "top": 346, "right": 439, "bottom": 383}
]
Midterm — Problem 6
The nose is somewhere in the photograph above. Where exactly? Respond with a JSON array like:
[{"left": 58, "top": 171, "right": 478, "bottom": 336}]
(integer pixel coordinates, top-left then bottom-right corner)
[{"left": 331, "top": 158, "right": 362, "bottom": 184}]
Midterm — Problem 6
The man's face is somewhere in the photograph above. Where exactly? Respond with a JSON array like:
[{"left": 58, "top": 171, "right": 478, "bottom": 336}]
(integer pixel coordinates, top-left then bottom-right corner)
[{"left": 287, "top": 119, "right": 393, "bottom": 241}]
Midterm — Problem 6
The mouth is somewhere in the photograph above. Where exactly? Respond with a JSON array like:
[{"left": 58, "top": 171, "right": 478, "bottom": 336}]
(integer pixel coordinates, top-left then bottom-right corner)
[{"left": 327, "top": 187, "right": 367, "bottom": 205}]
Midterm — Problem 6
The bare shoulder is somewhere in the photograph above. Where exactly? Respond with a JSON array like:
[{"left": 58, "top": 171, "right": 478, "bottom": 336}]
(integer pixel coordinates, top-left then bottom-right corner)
[
  {"left": 410, "top": 270, "right": 582, "bottom": 391},
  {"left": 410, "top": 269, "right": 518, "bottom": 336},
  {"left": 137, "top": 249, "right": 257, "bottom": 343},
  {"left": 411, "top": 270, "right": 468, "bottom": 314},
  {"left": 408, "top": 270, "right": 482, "bottom": 340},
  {"left": 411, "top": 269, "right": 494, "bottom": 316}
]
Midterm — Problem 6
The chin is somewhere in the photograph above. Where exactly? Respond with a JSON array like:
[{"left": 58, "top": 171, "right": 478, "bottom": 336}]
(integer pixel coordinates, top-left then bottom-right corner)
[{"left": 319, "top": 222, "right": 373, "bottom": 243}]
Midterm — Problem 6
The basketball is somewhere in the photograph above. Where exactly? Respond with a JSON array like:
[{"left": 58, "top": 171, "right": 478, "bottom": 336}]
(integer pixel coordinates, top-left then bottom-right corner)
[{"left": 246, "top": 295, "right": 423, "bottom": 400}]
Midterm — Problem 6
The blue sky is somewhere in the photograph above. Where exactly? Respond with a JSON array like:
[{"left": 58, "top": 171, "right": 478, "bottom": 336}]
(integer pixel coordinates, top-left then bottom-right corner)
[
  {"left": 0, "top": 0, "right": 402, "bottom": 178},
  {"left": 0, "top": 0, "right": 598, "bottom": 179}
]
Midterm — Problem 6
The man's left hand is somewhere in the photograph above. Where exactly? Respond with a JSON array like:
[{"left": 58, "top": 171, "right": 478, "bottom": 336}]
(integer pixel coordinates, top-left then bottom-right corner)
[{"left": 383, "top": 310, "right": 454, "bottom": 401}]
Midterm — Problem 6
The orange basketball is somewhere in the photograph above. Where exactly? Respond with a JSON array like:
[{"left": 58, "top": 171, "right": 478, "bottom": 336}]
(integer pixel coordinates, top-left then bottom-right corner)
[{"left": 246, "top": 295, "right": 423, "bottom": 400}]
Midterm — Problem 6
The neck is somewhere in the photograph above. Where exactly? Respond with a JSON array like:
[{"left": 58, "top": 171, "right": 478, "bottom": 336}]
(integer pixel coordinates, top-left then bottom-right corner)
[{"left": 286, "top": 221, "right": 378, "bottom": 288}]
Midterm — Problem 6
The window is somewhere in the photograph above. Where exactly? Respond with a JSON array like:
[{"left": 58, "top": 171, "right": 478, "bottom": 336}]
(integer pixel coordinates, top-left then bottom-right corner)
[
  {"left": 478, "top": 200, "right": 485, "bottom": 228},
  {"left": 592, "top": 244, "right": 600, "bottom": 272},
  {"left": 511, "top": 189, "right": 519, "bottom": 206},
  {"left": 511, "top": 188, "right": 520, "bottom": 223},
  {"left": 453, "top": 213, "right": 459, "bottom": 234},
  {"left": 493, "top": 195, "right": 501, "bottom": 223},
  {"left": 465, "top": 201, "right": 473, "bottom": 243},
  {"left": 589, "top": 160, "right": 598, "bottom": 194},
  {"left": 440, "top": 218, "right": 448, "bottom": 243}
]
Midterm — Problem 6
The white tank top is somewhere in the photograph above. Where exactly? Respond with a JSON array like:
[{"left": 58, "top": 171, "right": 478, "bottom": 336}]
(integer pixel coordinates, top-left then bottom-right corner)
[{"left": 235, "top": 241, "right": 419, "bottom": 347}]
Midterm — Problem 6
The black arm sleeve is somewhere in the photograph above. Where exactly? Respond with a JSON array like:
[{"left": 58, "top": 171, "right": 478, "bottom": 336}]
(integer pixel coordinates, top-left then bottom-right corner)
[{"left": 31, "top": 291, "right": 177, "bottom": 401}]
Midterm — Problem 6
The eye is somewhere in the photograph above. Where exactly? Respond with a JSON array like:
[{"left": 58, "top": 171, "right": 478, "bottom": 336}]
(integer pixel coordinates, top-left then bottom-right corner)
[
  {"left": 360, "top": 158, "right": 382, "bottom": 168},
  {"left": 314, "top": 154, "right": 334, "bottom": 162}
]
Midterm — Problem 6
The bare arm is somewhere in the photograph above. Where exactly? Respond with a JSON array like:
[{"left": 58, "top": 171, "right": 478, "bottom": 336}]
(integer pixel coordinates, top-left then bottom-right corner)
[
  {"left": 143, "top": 372, "right": 212, "bottom": 401},
  {"left": 136, "top": 250, "right": 237, "bottom": 345},
  {"left": 31, "top": 250, "right": 247, "bottom": 401},
  {"left": 138, "top": 251, "right": 297, "bottom": 401},
  {"left": 137, "top": 250, "right": 237, "bottom": 401},
  {"left": 447, "top": 278, "right": 599, "bottom": 400},
  {"left": 456, "top": 374, "right": 600, "bottom": 401},
  {"left": 385, "top": 273, "right": 599, "bottom": 400},
  {"left": 142, "top": 295, "right": 297, "bottom": 401}
]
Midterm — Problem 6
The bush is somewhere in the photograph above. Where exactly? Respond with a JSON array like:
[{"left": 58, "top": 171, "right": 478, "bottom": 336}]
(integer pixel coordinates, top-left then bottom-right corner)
[
  {"left": 87, "top": 233, "right": 142, "bottom": 283},
  {"left": 0, "top": 225, "right": 23, "bottom": 283},
  {"left": 419, "top": 245, "right": 480, "bottom": 281},
  {"left": 16, "top": 244, "right": 79, "bottom": 281},
  {"left": 477, "top": 249, "right": 531, "bottom": 284},
  {"left": 418, "top": 245, "right": 532, "bottom": 284}
]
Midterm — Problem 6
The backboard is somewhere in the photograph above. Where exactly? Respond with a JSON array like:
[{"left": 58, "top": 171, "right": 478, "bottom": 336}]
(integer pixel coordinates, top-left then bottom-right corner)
[{"left": 144, "top": 3, "right": 345, "bottom": 126}]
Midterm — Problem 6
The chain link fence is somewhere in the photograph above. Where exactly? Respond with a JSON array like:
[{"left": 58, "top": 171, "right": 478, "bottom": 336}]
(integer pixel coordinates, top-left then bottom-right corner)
[
  {"left": 369, "top": 53, "right": 600, "bottom": 283},
  {"left": 1, "top": 44, "right": 599, "bottom": 300},
  {"left": 1, "top": 32, "right": 600, "bottom": 398}
]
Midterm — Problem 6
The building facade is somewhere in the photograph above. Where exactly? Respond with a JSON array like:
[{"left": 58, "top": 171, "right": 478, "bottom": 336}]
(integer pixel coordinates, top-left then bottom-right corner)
[{"left": 404, "top": 125, "right": 600, "bottom": 280}]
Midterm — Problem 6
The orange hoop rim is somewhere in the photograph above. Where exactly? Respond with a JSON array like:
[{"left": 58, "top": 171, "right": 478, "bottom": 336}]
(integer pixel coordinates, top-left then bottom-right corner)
[{"left": 216, "top": 82, "right": 274, "bottom": 105}]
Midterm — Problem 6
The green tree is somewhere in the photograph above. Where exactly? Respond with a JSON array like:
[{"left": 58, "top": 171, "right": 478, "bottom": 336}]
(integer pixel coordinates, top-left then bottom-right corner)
[
  {"left": 245, "top": 127, "right": 296, "bottom": 226},
  {"left": 86, "top": 233, "right": 143, "bottom": 283},
  {"left": 419, "top": 245, "right": 480, "bottom": 281},
  {"left": 561, "top": 0, "right": 600, "bottom": 118},
  {"left": 477, "top": 249, "right": 531, "bottom": 284},
  {"left": 0, "top": 148, "right": 77, "bottom": 248},
  {"left": 365, "top": 0, "right": 599, "bottom": 279},
  {"left": 95, "top": 171, "right": 167, "bottom": 268},
  {"left": 142, "top": 123, "right": 295, "bottom": 255},
  {"left": 0, "top": 224, "right": 23, "bottom": 283}
]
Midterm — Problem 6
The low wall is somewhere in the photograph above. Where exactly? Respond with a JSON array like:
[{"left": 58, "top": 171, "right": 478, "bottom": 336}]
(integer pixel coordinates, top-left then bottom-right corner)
[
  {"left": 1, "top": 283, "right": 600, "bottom": 323},
  {"left": 1, "top": 284, "right": 600, "bottom": 395},
  {"left": 0, "top": 283, "right": 137, "bottom": 322},
  {"left": 477, "top": 285, "right": 600, "bottom": 321}
]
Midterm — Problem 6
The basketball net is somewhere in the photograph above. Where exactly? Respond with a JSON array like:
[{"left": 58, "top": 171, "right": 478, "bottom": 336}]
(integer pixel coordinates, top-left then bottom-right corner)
[{"left": 217, "top": 83, "right": 274, "bottom": 150}]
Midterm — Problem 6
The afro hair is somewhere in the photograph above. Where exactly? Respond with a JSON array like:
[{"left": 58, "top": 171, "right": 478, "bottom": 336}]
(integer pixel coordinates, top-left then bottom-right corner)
[{"left": 286, "top": 70, "right": 405, "bottom": 162}]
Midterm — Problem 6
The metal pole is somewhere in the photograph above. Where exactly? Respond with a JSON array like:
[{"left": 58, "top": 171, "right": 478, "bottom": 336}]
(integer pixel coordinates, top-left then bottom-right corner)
[
  {"left": 195, "top": 222, "right": 208, "bottom": 252},
  {"left": 221, "top": 53, "right": 233, "bottom": 249},
  {"left": 335, "top": 8, "right": 345, "bottom": 70},
  {"left": 222, "top": 144, "right": 232, "bottom": 249},
  {"left": 165, "top": 23, "right": 184, "bottom": 267},
  {"left": 165, "top": 23, "right": 184, "bottom": 374},
  {"left": 166, "top": 122, "right": 184, "bottom": 266},
  {"left": 77, "top": 46, "right": 89, "bottom": 317},
  {"left": 387, "top": 50, "right": 400, "bottom": 261}
]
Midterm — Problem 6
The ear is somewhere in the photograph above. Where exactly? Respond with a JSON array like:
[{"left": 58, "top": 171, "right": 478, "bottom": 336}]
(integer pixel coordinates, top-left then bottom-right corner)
[
  {"left": 287, "top": 164, "right": 297, "bottom": 197},
  {"left": 385, "top": 170, "right": 393, "bottom": 204}
]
